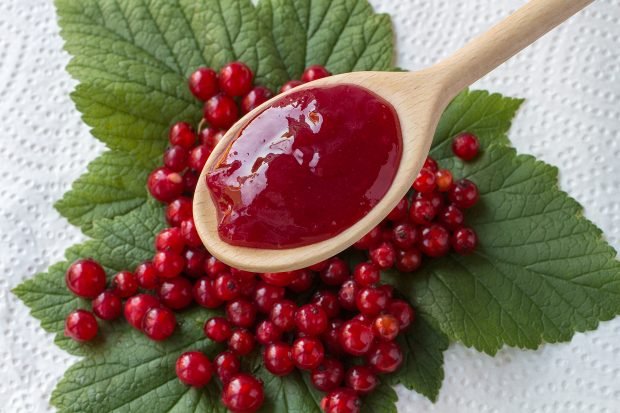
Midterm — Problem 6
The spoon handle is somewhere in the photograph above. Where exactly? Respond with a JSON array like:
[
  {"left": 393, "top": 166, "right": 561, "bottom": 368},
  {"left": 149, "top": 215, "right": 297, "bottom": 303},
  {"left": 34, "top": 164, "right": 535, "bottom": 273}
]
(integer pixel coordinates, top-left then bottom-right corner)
[{"left": 435, "top": 0, "right": 593, "bottom": 99}]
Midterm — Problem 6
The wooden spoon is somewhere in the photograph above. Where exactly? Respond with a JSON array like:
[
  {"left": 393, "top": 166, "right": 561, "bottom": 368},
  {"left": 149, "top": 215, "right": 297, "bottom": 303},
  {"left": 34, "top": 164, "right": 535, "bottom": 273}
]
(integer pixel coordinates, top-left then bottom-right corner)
[{"left": 194, "top": 0, "right": 593, "bottom": 272}]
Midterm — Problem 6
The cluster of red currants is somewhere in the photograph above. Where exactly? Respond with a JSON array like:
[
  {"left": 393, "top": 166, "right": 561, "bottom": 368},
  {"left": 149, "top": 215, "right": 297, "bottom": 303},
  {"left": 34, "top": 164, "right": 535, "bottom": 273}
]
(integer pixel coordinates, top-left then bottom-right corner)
[
  {"left": 354, "top": 132, "right": 481, "bottom": 276},
  {"left": 63, "top": 61, "right": 481, "bottom": 413}
]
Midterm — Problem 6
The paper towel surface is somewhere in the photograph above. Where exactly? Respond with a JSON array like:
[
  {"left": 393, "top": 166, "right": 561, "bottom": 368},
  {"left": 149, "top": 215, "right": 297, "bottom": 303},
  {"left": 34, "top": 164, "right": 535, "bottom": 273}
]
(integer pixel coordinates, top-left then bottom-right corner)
[{"left": 0, "top": 0, "right": 618, "bottom": 412}]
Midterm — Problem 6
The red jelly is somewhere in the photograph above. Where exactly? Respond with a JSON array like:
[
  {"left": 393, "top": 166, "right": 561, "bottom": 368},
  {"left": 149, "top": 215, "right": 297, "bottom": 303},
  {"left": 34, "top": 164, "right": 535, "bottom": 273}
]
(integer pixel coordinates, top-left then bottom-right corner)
[{"left": 207, "top": 85, "right": 402, "bottom": 248}]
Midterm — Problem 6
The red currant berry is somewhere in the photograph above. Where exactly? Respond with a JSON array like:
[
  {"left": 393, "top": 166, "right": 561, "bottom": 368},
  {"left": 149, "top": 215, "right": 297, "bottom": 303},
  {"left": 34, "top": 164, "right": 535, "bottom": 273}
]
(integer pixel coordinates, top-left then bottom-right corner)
[
  {"left": 301, "top": 65, "right": 331, "bottom": 82},
  {"left": 372, "top": 314, "right": 400, "bottom": 342},
  {"left": 260, "top": 271, "right": 296, "bottom": 287},
  {"left": 378, "top": 283, "right": 394, "bottom": 300},
  {"left": 188, "top": 67, "right": 219, "bottom": 101},
  {"left": 452, "top": 226, "right": 478, "bottom": 255},
  {"left": 295, "top": 304, "right": 328, "bottom": 336},
  {"left": 221, "top": 374, "right": 264, "bottom": 413},
  {"left": 263, "top": 342, "right": 295, "bottom": 376},
  {"left": 292, "top": 337, "right": 325, "bottom": 370},
  {"left": 226, "top": 298, "right": 257, "bottom": 328},
  {"left": 135, "top": 261, "right": 159, "bottom": 289},
  {"left": 311, "top": 290, "right": 341, "bottom": 319},
  {"left": 241, "top": 86, "right": 273, "bottom": 114},
  {"left": 311, "top": 358, "right": 344, "bottom": 392},
  {"left": 253, "top": 282, "right": 285, "bottom": 313},
  {"left": 439, "top": 204, "right": 465, "bottom": 229},
  {"left": 423, "top": 156, "right": 439, "bottom": 172},
  {"left": 147, "top": 167, "right": 184, "bottom": 203},
  {"left": 213, "top": 351, "right": 240, "bottom": 384},
  {"left": 179, "top": 218, "right": 202, "bottom": 248},
  {"left": 124, "top": 294, "right": 160, "bottom": 329},
  {"left": 391, "top": 223, "right": 419, "bottom": 250},
  {"left": 199, "top": 127, "right": 224, "bottom": 149},
  {"left": 176, "top": 351, "right": 213, "bottom": 388},
  {"left": 345, "top": 366, "right": 378, "bottom": 395},
  {"left": 205, "top": 256, "right": 229, "bottom": 278},
  {"left": 187, "top": 144, "right": 211, "bottom": 172},
  {"left": 452, "top": 132, "right": 480, "bottom": 160},
  {"left": 238, "top": 275, "right": 258, "bottom": 299},
  {"left": 323, "top": 319, "right": 344, "bottom": 355},
  {"left": 155, "top": 227, "right": 185, "bottom": 254},
  {"left": 353, "top": 262, "right": 380, "bottom": 287},
  {"left": 279, "top": 80, "right": 303, "bottom": 93},
  {"left": 288, "top": 269, "right": 315, "bottom": 292},
  {"left": 163, "top": 145, "right": 188, "bottom": 172},
  {"left": 111, "top": 271, "right": 138, "bottom": 298},
  {"left": 320, "top": 258, "right": 350, "bottom": 285},
  {"left": 353, "top": 225, "right": 381, "bottom": 249},
  {"left": 205, "top": 94, "right": 239, "bottom": 129},
  {"left": 449, "top": 179, "right": 479, "bottom": 209},
  {"left": 356, "top": 286, "right": 389, "bottom": 316},
  {"left": 256, "top": 320, "right": 282, "bottom": 345},
  {"left": 182, "top": 170, "right": 199, "bottom": 194},
  {"left": 339, "top": 320, "right": 374, "bottom": 356},
  {"left": 416, "top": 190, "right": 444, "bottom": 210},
  {"left": 369, "top": 241, "right": 396, "bottom": 269},
  {"left": 420, "top": 224, "right": 451, "bottom": 257},
  {"left": 153, "top": 251, "right": 185, "bottom": 279},
  {"left": 388, "top": 299, "right": 415, "bottom": 331},
  {"left": 214, "top": 273, "right": 241, "bottom": 301},
  {"left": 65, "top": 258, "right": 106, "bottom": 299},
  {"left": 183, "top": 248, "right": 207, "bottom": 278},
  {"left": 308, "top": 259, "right": 329, "bottom": 272},
  {"left": 321, "top": 389, "right": 361, "bottom": 413},
  {"left": 386, "top": 197, "right": 408, "bottom": 221},
  {"left": 366, "top": 341, "right": 403, "bottom": 374},
  {"left": 436, "top": 169, "right": 453, "bottom": 191},
  {"left": 228, "top": 328, "right": 255, "bottom": 356},
  {"left": 270, "top": 299, "right": 297, "bottom": 332},
  {"left": 410, "top": 198, "right": 437, "bottom": 225},
  {"left": 142, "top": 307, "right": 176, "bottom": 341},
  {"left": 193, "top": 277, "right": 223, "bottom": 308},
  {"left": 165, "top": 197, "right": 193, "bottom": 227},
  {"left": 219, "top": 61, "right": 253, "bottom": 97},
  {"left": 169, "top": 122, "right": 196, "bottom": 149},
  {"left": 230, "top": 268, "right": 256, "bottom": 282},
  {"left": 92, "top": 291, "right": 122, "bottom": 320},
  {"left": 158, "top": 277, "right": 193, "bottom": 310},
  {"left": 337, "top": 279, "right": 359, "bottom": 311},
  {"left": 64, "top": 309, "right": 98, "bottom": 342},
  {"left": 395, "top": 248, "right": 423, "bottom": 272},
  {"left": 204, "top": 316, "right": 233, "bottom": 342},
  {"left": 413, "top": 168, "right": 437, "bottom": 193}
]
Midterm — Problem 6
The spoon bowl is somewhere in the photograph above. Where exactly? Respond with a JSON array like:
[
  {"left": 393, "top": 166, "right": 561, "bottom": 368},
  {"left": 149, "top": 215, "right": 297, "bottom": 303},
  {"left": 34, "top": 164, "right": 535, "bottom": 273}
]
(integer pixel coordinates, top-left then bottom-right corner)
[
  {"left": 194, "top": 0, "right": 593, "bottom": 272},
  {"left": 194, "top": 70, "right": 444, "bottom": 272}
]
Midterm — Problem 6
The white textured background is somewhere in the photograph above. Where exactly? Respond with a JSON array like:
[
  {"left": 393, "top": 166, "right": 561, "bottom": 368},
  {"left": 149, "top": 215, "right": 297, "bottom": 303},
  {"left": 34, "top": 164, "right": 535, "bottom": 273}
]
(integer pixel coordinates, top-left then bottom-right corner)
[{"left": 1, "top": 0, "right": 619, "bottom": 412}]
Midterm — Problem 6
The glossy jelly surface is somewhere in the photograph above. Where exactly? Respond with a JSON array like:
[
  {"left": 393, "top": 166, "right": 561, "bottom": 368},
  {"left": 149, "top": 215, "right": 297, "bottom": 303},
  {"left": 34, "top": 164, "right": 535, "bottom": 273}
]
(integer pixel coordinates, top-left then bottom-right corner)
[{"left": 206, "top": 84, "right": 402, "bottom": 249}]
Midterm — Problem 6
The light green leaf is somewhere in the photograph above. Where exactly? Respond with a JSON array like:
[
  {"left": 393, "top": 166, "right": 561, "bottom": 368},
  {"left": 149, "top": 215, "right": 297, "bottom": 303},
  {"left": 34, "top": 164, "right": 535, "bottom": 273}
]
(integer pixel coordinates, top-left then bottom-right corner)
[
  {"left": 385, "top": 146, "right": 620, "bottom": 354},
  {"left": 54, "top": 150, "right": 153, "bottom": 234}
]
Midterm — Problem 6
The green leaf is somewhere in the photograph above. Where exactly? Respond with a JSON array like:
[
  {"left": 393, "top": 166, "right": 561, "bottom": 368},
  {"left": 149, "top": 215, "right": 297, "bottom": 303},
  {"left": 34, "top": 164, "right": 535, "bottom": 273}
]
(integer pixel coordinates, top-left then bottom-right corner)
[
  {"left": 51, "top": 307, "right": 224, "bottom": 413},
  {"left": 255, "top": 0, "right": 394, "bottom": 84},
  {"left": 54, "top": 150, "right": 153, "bottom": 234},
  {"left": 386, "top": 314, "right": 449, "bottom": 402},
  {"left": 430, "top": 90, "right": 524, "bottom": 159},
  {"left": 14, "top": 201, "right": 165, "bottom": 355},
  {"left": 56, "top": 0, "right": 262, "bottom": 161},
  {"left": 385, "top": 146, "right": 620, "bottom": 354}
]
